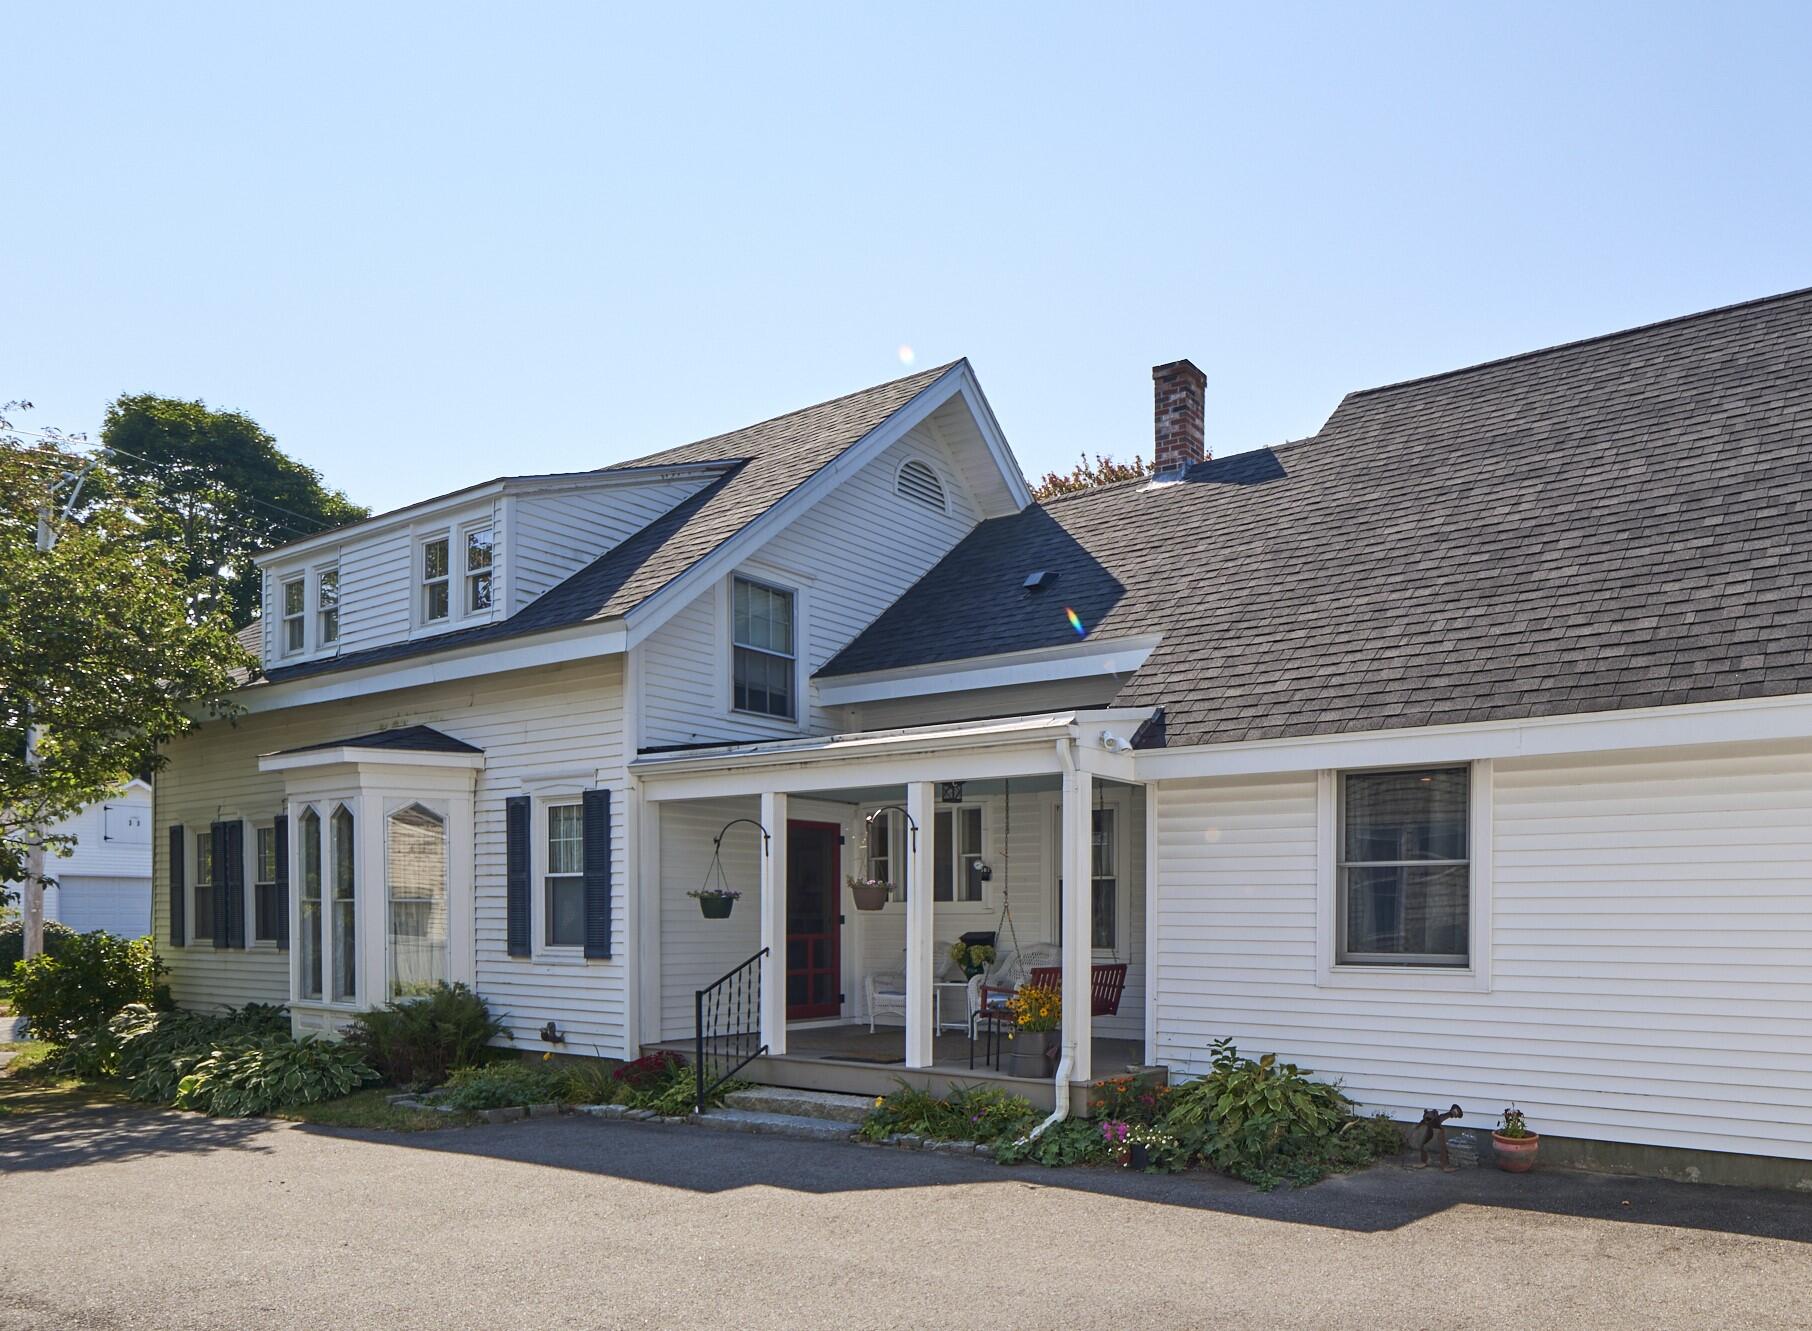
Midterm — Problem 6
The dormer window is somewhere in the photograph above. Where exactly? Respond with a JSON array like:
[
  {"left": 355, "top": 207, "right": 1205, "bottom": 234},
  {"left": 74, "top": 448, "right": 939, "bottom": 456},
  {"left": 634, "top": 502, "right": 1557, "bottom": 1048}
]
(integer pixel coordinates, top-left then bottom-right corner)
[
  {"left": 282, "top": 577, "right": 306, "bottom": 654},
  {"left": 317, "top": 567, "right": 340, "bottom": 644},
  {"left": 465, "top": 526, "right": 494, "bottom": 614},
  {"left": 422, "top": 537, "right": 450, "bottom": 622}
]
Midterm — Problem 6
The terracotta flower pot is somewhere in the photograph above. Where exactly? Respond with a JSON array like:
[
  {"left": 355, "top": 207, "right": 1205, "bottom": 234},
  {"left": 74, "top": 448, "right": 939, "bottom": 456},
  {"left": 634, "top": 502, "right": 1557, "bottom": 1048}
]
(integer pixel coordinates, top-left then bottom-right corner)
[
  {"left": 1493, "top": 1131, "right": 1539, "bottom": 1173},
  {"left": 849, "top": 883, "right": 889, "bottom": 911}
]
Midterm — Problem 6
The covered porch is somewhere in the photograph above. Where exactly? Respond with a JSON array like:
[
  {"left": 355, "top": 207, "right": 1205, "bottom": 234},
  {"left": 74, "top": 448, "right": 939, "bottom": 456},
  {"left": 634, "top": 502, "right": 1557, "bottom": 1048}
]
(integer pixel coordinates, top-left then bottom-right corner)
[{"left": 632, "top": 710, "right": 1158, "bottom": 1103}]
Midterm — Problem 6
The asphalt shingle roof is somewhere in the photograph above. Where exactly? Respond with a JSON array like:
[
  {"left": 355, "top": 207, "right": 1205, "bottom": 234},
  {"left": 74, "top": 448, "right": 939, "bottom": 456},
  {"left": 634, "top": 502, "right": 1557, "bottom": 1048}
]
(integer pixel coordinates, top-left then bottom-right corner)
[
  {"left": 822, "top": 288, "right": 1812, "bottom": 746},
  {"left": 277, "top": 725, "right": 482, "bottom": 754},
  {"left": 258, "top": 362, "right": 955, "bottom": 685}
]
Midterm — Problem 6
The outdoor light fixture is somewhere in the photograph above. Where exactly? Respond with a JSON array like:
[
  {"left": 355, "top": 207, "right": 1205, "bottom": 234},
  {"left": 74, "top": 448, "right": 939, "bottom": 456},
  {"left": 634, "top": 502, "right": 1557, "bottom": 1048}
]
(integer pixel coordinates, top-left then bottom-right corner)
[{"left": 940, "top": 781, "right": 966, "bottom": 803}]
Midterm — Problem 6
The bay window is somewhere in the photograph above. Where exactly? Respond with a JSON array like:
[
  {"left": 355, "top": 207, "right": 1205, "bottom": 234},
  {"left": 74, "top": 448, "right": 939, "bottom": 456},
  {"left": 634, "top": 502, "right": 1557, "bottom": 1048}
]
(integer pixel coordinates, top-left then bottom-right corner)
[
  {"left": 298, "top": 808, "right": 323, "bottom": 999},
  {"left": 386, "top": 803, "right": 448, "bottom": 997},
  {"left": 331, "top": 805, "right": 357, "bottom": 1001}
]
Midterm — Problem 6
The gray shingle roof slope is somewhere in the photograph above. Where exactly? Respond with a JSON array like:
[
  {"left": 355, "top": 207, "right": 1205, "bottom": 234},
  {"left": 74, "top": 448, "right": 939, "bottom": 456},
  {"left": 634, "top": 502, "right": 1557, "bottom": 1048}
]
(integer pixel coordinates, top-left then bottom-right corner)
[
  {"left": 822, "top": 288, "right": 1812, "bottom": 746},
  {"left": 278, "top": 725, "right": 482, "bottom": 754},
  {"left": 260, "top": 362, "right": 956, "bottom": 685}
]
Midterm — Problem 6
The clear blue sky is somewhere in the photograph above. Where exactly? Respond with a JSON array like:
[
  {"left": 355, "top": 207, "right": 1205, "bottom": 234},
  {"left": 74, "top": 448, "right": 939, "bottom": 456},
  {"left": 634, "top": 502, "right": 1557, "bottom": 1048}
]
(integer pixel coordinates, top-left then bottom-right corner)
[{"left": 6, "top": 2, "right": 1810, "bottom": 513}]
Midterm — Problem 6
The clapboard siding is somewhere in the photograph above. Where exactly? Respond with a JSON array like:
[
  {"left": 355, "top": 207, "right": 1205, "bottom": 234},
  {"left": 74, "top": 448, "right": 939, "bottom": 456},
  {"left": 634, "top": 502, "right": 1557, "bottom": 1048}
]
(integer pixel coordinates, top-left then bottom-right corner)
[
  {"left": 658, "top": 797, "right": 762, "bottom": 1040},
  {"left": 511, "top": 478, "right": 712, "bottom": 612},
  {"left": 156, "top": 658, "right": 632, "bottom": 1053},
  {"left": 639, "top": 423, "right": 982, "bottom": 748},
  {"left": 1150, "top": 739, "right": 1812, "bottom": 1160}
]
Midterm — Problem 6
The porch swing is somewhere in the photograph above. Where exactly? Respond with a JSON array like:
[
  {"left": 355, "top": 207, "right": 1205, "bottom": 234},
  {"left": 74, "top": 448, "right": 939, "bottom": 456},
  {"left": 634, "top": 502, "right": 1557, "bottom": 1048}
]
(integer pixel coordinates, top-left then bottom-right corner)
[{"left": 968, "top": 778, "right": 1129, "bottom": 1070}]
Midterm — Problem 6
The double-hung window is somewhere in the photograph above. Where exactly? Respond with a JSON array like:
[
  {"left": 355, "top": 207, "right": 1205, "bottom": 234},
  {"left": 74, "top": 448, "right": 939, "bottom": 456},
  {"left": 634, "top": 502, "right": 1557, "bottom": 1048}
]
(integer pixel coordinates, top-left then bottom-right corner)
[
  {"left": 1090, "top": 808, "right": 1118, "bottom": 949},
  {"left": 331, "top": 806, "right": 357, "bottom": 1001},
  {"left": 465, "top": 526, "right": 494, "bottom": 613},
  {"left": 544, "top": 803, "right": 585, "bottom": 948},
  {"left": 254, "top": 825, "right": 280, "bottom": 943},
  {"left": 421, "top": 537, "right": 450, "bottom": 623},
  {"left": 934, "top": 806, "right": 985, "bottom": 904},
  {"left": 317, "top": 567, "right": 340, "bottom": 645},
  {"left": 1336, "top": 766, "right": 1470, "bottom": 967},
  {"left": 731, "top": 576, "right": 795, "bottom": 719},
  {"left": 282, "top": 577, "right": 306, "bottom": 653},
  {"left": 192, "top": 830, "right": 215, "bottom": 943}
]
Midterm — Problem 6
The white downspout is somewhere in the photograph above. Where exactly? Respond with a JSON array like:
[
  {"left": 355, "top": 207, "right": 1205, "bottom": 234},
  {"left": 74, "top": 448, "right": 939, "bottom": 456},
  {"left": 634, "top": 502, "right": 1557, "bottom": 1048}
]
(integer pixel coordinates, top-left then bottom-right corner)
[{"left": 1024, "top": 736, "right": 1079, "bottom": 1141}]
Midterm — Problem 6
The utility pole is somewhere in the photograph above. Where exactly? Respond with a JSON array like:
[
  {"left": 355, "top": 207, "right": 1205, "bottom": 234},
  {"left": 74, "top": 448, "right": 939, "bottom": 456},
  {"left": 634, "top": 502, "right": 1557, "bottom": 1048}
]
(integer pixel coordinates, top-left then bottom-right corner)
[{"left": 20, "top": 459, "right": 91, "bottom": 959}]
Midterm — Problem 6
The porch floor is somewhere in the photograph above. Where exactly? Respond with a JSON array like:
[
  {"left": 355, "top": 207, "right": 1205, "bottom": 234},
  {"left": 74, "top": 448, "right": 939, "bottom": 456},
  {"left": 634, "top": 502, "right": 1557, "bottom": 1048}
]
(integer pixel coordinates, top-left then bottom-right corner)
[{"left": 650, "top": 1023, "right": 1151, "bottom": 1112}]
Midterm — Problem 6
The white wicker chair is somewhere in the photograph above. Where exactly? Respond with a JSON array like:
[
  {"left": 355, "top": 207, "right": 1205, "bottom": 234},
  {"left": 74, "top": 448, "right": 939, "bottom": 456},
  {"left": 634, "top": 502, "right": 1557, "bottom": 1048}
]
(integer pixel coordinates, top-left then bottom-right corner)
[{"left": 865, "top": 954, "right": 909, "bottom": 1033}]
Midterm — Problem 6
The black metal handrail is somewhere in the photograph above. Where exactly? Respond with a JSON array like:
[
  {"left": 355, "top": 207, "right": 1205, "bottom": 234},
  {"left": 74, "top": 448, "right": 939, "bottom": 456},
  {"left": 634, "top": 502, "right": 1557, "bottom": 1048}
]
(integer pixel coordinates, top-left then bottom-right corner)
[{"left": 695, "top": 948, "right": 767, "bottom": 1112}]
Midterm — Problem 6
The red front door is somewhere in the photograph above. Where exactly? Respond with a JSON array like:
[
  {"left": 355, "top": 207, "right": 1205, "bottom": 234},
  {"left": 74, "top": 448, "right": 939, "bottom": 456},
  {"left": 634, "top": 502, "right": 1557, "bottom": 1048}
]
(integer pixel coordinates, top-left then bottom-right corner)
[{"left": 786, "top": 821, "right": 842, "bottom": 1020}]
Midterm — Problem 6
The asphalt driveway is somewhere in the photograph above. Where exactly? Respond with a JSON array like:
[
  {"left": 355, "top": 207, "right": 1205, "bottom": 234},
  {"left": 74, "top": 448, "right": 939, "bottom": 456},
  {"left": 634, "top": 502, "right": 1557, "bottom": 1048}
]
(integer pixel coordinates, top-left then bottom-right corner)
[{"left": 3, "top": 1097, "right": 1809, "bottom": 1331}]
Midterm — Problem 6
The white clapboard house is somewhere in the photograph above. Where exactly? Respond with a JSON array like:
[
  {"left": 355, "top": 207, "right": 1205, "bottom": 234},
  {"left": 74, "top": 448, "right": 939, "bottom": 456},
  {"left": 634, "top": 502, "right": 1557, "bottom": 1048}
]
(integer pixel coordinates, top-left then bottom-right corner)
[
  {"left": 7, "top": 782, "right": 153, "bottom": 937},
  {"left": 155, "top": 289, "right": 1812, "bottom": 1180}
]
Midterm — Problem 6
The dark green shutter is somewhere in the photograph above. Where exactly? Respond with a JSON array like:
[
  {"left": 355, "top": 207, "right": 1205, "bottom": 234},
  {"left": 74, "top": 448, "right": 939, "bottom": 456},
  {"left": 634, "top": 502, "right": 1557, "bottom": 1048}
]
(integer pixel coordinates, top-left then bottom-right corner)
[
  {"left": 168, "top": 824, "right": 185, "bottom": 947},
  {"left": 582, "top": 788, "right": 612, "bottom": 960},
  {"left": 211, "top": 821, "right": 229, "bottom": 949},
  {"left": 272, "top": 815, "right": 289, "bottom": 950},
  {"left": 223, "top": 820, "right": 246, "bottom": 948},
  {"left": 505, "top": 796, "right": 531, "bottom": 958}
]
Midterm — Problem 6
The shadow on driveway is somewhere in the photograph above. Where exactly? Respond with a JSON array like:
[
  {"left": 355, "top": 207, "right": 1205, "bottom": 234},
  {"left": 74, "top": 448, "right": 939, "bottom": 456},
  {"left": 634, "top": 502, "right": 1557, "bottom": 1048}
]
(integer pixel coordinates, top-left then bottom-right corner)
[
  {"left": 0, "top": 1084, "right": 277, "bottom": 1173},
  {"left": 294, "top": 1111, "right": 1812, "bottom": 1245}
]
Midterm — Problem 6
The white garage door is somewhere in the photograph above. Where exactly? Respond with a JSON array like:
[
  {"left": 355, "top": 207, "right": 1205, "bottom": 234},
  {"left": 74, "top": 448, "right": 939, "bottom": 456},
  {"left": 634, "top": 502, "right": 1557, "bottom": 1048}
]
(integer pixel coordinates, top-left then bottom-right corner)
[{"left": 56, "top": 876, "right": 152, "bottom": 938}]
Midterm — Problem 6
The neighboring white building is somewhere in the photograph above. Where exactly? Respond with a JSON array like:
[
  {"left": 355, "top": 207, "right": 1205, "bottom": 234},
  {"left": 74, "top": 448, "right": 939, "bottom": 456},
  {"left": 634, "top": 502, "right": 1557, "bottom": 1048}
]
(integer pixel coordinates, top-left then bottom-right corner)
[
  {"left": 154, "top": 290, "right": 1812, "bottom": 1182},
  {"left": 7, "top": 781, "right": 154, "bottom": 937}
]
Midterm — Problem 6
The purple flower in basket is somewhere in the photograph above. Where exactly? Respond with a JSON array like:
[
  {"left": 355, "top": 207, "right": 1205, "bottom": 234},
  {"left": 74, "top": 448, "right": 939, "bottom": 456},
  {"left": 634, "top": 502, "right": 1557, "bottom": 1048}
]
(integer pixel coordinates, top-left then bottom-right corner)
[{"left": 1100, "top": 1119, "right": 1130, "bottom": 1145}]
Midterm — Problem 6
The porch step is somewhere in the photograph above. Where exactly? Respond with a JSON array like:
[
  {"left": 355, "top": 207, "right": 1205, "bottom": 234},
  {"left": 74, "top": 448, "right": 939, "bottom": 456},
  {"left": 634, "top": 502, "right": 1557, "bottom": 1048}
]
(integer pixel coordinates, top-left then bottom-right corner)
[
  {"left": 723, "top": 1086, "right": 874, "bottom": 1124},
  {"left": 696, "top": 1108, "right": 859, "bottom": 1141}
]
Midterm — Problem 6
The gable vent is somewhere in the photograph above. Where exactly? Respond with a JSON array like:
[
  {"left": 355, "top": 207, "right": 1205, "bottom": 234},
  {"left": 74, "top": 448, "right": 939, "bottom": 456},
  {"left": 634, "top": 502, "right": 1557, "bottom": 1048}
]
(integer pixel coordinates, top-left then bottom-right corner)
[{"left": 896, "top": 459, "right": 947, "bottom": 513}]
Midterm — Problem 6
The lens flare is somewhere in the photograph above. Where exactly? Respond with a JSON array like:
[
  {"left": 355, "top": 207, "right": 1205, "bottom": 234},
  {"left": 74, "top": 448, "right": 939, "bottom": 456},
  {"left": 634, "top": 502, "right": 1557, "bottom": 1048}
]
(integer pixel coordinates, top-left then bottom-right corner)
[
  {"left": 1065, "top": 607, "right": 1086, "bottom": 637},
  {"left": 897, "top": 344, "right": 916, "bottom": 366}
]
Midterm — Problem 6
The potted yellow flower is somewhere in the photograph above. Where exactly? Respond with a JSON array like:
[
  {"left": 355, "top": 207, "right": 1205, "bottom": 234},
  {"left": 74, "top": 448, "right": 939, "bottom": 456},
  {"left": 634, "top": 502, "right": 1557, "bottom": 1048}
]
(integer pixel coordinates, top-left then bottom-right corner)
[{"left": 1004, "top": 983, "right": 1061, "bottom": 1078}]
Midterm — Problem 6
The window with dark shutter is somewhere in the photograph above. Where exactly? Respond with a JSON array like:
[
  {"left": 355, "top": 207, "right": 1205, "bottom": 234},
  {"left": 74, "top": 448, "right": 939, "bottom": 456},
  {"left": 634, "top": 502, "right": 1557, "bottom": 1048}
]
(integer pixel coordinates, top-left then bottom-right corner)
[
  {"left": 211, "top": 821, "right": 230, "bottom": 949},
  {"left": 223, "top": 820, "right": 247, "bottom": 948},
  {"left": 582, "top": 788, "right": 612, "bottom": 960},
  {"left": 505, "top": 795, "right": 531, "bottom": 958},
  {"left": 168, "top": 824, "right": 186, "bottom": 946}
]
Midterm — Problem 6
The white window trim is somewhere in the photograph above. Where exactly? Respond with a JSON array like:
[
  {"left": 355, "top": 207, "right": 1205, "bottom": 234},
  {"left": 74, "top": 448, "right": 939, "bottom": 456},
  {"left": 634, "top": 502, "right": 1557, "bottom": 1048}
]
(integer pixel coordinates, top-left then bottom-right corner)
[
  {"left": 529, "top": 784, "right": 589, "bottom": 962},
  {"left": 250, "top": 819, "right": 280, "bottom": 949},
  {"left": 1046, "top": 790, "right": 1131, "bottom": 955},
  {"left": 722, "top": 570, "right": 807, "bottom": 729},
  {"left": 315, "top": 564, "right": 340, "bottom": 648},
  {"left": 417, "top": 531, "right": 452, "bottom": 628},
  {"left": 280, "top": 576, "right": 307, "bottom": 657},
  {"left": 190, "top": 826, "right": 216, "bottom": 946},
  {"left": 461, "top": 521, "right": 496, "bottom": 618},
  {"left": 1314, "top": 760, "right": 1493, "bottom": 992},
  {"left": 290, "top": 799, "right": 364, "bottom": 1010}
]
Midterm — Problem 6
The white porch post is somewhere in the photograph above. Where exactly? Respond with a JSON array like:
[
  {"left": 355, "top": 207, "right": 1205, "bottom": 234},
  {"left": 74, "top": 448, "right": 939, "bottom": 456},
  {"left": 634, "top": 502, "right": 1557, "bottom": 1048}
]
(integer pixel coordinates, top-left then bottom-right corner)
[
  {"left": 1061, "top": 762, "right": 1094, "bottom": 1085},
  {"left": 759, "top": 792, "right": 788, "bottom": 1057},
  {"left": 904, "top": 781, "right": 936, "bottom": 1069}
]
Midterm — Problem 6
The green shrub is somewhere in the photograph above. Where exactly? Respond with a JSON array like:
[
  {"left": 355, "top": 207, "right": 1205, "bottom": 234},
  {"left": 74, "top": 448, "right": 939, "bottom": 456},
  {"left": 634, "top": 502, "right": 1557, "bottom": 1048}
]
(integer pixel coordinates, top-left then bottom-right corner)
[
  {"left": 174, "top": 1036, "right": 376, "bottom": 1116},
  {"left": 344, "top": 983, "right": 505, "bottom": 1088},
  {"left": 993, "top": 1115, "right": 1109, "bottom": 1167},
  {"left": 0, "top": 919, "right": 80, "bottom": 977},
  {"left": 858, "top": 1082, "right": 1037, "bottom": 1144},
  {"left": 49, "top": 1002, "right": 289, "bottom": 1101},
  {"left": 11, "top": 932, "right": 164, "bottom": 1043},
  {"left": 1159, "top": 1038, "right": 1373, "bottom": 1188},
  {"left": 438, "top": 1060, "right": 573, "bottom": 1111}
]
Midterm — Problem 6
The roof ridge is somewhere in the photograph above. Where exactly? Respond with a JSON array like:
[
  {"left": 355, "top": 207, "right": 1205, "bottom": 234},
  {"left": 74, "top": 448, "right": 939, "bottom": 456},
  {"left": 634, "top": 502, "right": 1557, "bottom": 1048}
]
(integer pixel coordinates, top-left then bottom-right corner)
[
  {"left": 613, "top": 359, "right": 963, "bottom": 466},
  {"left": 1347, "top": 284, "right": 1812, "bottom": 400}
]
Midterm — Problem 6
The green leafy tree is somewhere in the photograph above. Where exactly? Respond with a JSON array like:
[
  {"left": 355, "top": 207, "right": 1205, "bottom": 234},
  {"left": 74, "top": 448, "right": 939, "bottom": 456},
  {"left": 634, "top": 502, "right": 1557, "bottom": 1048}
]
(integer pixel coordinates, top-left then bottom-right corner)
[
  {"left": 1031, "top": 452, "right": 1150, "bottom": 501},
  {"left": 100, "top": 394, "right": 367, "bottom": 626},
  {"left": 1, "top": 425, "right": 250, "bottom": 907}
]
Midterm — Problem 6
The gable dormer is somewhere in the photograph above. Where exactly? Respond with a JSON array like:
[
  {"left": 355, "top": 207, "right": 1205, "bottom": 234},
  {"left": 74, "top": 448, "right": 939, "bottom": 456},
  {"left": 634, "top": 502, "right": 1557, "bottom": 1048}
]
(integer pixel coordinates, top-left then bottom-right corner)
[{"left": 254, "top": 464, "right": 724, "bottom": 672}]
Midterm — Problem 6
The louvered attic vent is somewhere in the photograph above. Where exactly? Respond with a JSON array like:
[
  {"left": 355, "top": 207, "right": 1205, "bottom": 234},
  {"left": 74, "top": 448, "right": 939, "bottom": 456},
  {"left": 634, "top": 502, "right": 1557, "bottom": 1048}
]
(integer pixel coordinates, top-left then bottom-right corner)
[{"left": 896, "top": 459, "right": 947, "bottom": 512}]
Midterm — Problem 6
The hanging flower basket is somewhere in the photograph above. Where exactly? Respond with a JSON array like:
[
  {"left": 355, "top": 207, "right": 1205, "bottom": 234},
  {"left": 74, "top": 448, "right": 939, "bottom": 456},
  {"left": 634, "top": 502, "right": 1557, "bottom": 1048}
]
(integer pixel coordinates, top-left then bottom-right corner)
[
  {"left": 689, "top": 889, "right": 740, "bottom": 920},
  {"left": 846, "top": 876, "right": 891, "bottom": 911}
]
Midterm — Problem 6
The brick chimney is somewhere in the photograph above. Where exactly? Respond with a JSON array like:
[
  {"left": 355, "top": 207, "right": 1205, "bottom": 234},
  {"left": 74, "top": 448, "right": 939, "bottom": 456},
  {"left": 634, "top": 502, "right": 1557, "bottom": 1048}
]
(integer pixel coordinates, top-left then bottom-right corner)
[{"left": 1152, "top": 359, "right": 1207, "bottom": 477}]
